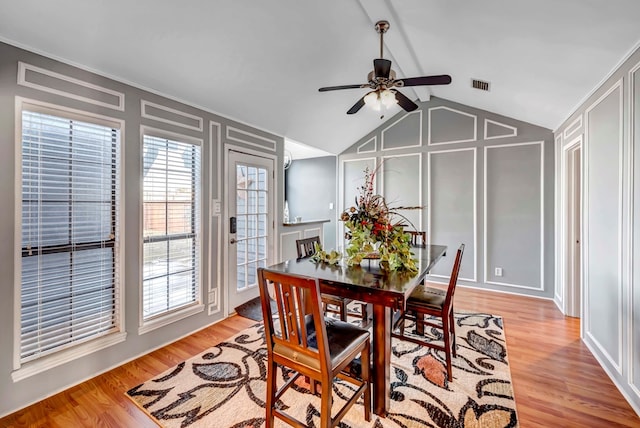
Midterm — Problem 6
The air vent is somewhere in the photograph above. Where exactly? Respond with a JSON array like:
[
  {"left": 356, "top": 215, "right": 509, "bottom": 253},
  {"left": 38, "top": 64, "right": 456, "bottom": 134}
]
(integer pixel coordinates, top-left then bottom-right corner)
[{"left": 471, "top": 79, "right": 490, "bottom": 91}]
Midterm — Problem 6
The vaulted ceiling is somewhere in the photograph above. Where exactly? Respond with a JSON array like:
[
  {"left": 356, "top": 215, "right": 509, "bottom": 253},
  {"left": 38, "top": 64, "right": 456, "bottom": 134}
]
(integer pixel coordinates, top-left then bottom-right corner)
[{"left": 1, "top": 0, "right": 640, "bottom": 155}]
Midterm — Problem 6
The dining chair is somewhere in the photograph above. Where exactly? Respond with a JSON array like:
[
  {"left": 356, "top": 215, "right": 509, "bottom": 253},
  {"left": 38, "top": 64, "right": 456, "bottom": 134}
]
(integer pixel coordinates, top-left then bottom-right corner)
[
  {"left": 392, "top": 243, "right": 465, "bottom": 381},
  {"left": 257, "top": 268, "right": 371, "bottom": 428},
  {"left": 296, "top": 236, "right": 371, "bottom": 327},
  {"left": 407, "top": 230, "right": 427, "bottom": 247}
]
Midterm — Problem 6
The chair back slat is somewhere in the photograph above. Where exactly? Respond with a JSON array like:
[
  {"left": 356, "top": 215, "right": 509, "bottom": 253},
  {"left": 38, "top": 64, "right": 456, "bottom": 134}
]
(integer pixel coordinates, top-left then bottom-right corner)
[
  {"left": 296, "top": 236, "right": 321, "bottom": 259},
  {"left": 257, "top": 268, "right": 330, "bottom": 370}
]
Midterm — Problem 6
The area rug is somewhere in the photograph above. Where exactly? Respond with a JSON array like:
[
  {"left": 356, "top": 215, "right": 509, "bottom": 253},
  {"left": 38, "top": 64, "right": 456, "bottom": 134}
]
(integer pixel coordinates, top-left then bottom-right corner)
[{"left": 127, "top": 312, "right": 518, "bottom": 427}]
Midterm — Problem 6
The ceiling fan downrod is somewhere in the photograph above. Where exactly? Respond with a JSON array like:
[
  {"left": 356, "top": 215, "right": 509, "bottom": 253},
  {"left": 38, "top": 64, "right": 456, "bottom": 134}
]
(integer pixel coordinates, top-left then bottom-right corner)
[{"left": 375, "top": 20, "right": 389, "bottom": 59}]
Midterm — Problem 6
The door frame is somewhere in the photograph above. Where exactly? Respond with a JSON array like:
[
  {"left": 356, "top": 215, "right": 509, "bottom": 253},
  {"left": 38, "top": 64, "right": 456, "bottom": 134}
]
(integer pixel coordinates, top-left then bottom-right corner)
[
  {"left": 560, "top": 135, "right": 583, "bottom": 317},
  {"left": 223, "top": 145, "right": 278, "bottom": 317}
]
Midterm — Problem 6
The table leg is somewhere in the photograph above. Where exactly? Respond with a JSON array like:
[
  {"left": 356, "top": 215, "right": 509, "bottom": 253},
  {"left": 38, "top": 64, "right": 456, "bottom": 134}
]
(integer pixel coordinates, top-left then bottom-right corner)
[{"left": 372, "top": 304, "right": 390, "bottom": 416}]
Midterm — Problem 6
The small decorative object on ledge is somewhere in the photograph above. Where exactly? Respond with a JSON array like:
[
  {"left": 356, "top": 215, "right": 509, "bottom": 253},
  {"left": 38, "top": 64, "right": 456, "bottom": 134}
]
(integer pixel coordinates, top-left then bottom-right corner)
[
  {"left": 341, "top": 166, "right": 421, "bottom": 272},
  {"left": 309, "top": 242, "right": 342, "bottom": 265}
]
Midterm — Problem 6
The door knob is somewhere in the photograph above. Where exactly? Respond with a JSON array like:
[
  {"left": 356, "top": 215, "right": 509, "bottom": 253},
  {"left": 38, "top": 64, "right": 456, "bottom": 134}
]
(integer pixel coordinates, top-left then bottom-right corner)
[{"left": 230, "top": 238, "right": 238, "bottom": 244}]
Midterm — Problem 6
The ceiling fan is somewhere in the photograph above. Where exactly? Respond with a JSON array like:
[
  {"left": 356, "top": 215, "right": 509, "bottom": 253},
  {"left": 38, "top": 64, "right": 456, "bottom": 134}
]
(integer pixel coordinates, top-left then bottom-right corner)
[{"left": 318, "top": 20, "right": 451, "bottom": 116}]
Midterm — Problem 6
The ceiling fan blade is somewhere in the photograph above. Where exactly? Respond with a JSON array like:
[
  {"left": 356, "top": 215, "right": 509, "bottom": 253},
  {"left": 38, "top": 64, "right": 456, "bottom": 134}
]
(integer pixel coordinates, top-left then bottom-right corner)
[
  {"left": 347, "top": 96, "right": 366, "bottom": 115},
  {"left": 394, "top": 90, "right": 419, "bottom": 112},
  {"left": 319, "top": 84, "right": 366, "bottom": 92},
  {"left": 398, "top": 74, "right": 452, "bottom": 87},
  {"left": 373, "top": 58, "right": 392, "bottom": 78}
]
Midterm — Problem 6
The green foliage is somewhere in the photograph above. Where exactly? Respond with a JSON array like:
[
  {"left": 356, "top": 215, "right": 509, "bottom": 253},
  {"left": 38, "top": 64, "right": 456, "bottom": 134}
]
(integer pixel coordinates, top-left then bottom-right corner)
[{"left": 309, "top": 242, "right": 342, "bottom": 265}]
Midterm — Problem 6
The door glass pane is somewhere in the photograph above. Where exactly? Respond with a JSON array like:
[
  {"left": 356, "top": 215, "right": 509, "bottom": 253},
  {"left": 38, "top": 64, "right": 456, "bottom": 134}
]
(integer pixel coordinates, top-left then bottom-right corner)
[{"left": 235, "top": 163, "right": 269, "bottom": 293}]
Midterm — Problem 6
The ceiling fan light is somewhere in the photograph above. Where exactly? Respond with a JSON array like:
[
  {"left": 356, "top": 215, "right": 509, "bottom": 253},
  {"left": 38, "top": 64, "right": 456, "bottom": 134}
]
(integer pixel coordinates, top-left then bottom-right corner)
[
  {"left": 380, "top": 89, "right": 397, "bottom": 107},
  {"left": 364, "top": 91, "right": 378, "bottom": 106}
]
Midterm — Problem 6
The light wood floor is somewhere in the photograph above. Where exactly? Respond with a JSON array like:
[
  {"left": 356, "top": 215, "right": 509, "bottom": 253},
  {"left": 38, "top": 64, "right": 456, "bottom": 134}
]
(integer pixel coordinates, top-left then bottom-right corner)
[{"left": 2, "top": 286, "right": 639, "bottom": 427}]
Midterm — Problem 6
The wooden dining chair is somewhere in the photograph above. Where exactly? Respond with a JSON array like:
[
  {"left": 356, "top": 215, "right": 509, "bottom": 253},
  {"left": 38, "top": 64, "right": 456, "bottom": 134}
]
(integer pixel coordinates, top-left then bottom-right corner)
[
  {"left": 407, "top": 230, "right": 427, "bottom": 247},
  {"left": 392, "top": 244, "right": 465, "bottom": 381},
  {"left": 257, "top": 268, "right": 371, "bottom": 428},
  {"left": 295, "top": 236, "right": 371, "bottom": 327}
]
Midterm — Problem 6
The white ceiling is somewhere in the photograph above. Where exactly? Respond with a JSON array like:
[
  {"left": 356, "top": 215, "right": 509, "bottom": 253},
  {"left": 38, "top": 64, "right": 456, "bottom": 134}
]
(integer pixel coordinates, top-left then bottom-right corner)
[{"left": 2, "top": 0, "right": 640, "bottom": 155}]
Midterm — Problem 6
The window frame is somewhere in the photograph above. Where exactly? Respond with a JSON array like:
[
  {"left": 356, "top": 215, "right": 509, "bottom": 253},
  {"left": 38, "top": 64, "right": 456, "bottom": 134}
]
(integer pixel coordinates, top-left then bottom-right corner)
[
  {"left": 13, "top": 97, "right": 126, "bottom": 381},
  {"left": 138, "top": 126, "right": 204, "bottom": 335}
]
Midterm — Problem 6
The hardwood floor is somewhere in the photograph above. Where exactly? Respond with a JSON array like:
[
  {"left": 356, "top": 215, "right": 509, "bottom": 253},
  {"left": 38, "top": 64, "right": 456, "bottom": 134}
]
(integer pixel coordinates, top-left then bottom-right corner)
[{"left": 1, "top": 286, "right": 639, "bottom": 427}]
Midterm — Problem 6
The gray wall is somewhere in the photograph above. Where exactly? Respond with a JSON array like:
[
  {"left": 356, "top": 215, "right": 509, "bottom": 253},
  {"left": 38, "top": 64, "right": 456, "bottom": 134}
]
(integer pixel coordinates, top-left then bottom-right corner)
[
  {"left": 285, "top": 156, "right": 337, "bottom": 249},
  {"left": 339, "top": 97, "right": 555, "bottom": 297},
  {"left": 0, "top": 42, "right": 284, "bottom": 416},
  {"left": 555, "top": 44, "right": 640, "bottom": 415}
]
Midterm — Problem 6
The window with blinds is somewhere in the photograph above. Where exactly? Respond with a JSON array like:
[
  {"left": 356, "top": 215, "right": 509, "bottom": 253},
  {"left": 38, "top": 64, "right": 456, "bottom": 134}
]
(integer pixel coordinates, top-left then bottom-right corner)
[
  {"left": 142, "top": 134, "right": 201, "bottom": 320},
  {"left": 20, "top": 108, "right": 120, "bottom": 363}
]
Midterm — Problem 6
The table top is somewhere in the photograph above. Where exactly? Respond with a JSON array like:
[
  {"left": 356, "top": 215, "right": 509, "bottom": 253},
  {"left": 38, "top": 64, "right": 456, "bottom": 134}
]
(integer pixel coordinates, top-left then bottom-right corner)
[{"left": 263, "top": 244, "right": 447, "bottom": 309}]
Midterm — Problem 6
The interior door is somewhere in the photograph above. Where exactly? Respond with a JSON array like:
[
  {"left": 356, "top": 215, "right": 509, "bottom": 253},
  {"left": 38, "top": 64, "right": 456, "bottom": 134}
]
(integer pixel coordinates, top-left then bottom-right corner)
[{"left": 227, "top": 150, "right": 274, "bottom": 311}]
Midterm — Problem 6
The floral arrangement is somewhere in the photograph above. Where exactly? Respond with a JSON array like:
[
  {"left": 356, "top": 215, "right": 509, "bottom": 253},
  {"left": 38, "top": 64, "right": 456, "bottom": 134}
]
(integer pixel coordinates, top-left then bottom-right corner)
[
  {"left": 340, "top": 165, "right": 420, "bottom": 272},
  {"left": 309, "top": 242, "right": 342, "bottom": 265}
]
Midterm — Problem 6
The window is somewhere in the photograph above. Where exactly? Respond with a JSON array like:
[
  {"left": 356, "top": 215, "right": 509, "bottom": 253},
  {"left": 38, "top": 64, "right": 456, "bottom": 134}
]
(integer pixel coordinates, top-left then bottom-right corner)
[
  {"left": 142, "top": 134, "right": 201, "bottom": 321},
  {"left": 20, "top": 106, "right": 121, "bottom": 364}
]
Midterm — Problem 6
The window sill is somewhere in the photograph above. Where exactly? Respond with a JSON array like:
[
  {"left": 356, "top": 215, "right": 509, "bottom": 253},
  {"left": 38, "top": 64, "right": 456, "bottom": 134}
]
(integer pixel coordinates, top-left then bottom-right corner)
[
  {"left": 138, "top": 303, "right": 204, "bottom": 336},
  {"left": 12, "top": 331, "right": 127, "bottom": 382}
]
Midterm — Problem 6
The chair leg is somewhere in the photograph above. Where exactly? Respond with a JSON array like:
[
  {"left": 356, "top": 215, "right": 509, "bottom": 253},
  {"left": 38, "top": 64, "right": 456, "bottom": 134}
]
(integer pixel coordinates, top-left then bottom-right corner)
[
  {"left": 320, "top": 380, "right": 332, "bottom": 428},
  {"left": 265, "top": 359, "right": 277, "bottom": 427},
  {"left": 361, "top": 341, "right": 371, "bottom": 422},
  {"left": 442, "top": 314, "right": 453, "bottom": 381},
  {"left": 415, "top": 311, "right": 425, "bottom": 336},
  {"left": 449, "top": 311, "right": 457, "bottom": 358}
]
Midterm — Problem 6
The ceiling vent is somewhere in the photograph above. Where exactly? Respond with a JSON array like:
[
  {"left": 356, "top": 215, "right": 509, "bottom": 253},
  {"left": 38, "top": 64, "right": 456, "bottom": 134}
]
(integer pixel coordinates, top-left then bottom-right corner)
[{"left": 471, "top": 79, "right": 490, "bottom": 91}]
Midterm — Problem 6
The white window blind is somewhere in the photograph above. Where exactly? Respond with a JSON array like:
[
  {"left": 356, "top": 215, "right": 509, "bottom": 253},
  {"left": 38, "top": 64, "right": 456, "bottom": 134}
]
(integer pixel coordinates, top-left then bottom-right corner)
[
  {"left": 142, "top": 135, "right": 201, "bottom": 320},
  {"left": 20, "top": 109, "right": 120, "bottom": 363}
]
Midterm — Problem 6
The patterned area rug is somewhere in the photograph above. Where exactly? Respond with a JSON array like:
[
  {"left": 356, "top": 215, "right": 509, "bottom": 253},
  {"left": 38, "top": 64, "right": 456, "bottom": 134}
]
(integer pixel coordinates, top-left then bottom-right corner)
[{"left": 127, "top": 313, "right": 518, "bottom": 427}]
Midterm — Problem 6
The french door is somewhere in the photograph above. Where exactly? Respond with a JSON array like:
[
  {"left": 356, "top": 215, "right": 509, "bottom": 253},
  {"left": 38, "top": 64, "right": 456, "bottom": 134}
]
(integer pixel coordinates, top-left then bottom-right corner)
[{"left": 226, "top": 150, "right": 274, "bottom": 311}]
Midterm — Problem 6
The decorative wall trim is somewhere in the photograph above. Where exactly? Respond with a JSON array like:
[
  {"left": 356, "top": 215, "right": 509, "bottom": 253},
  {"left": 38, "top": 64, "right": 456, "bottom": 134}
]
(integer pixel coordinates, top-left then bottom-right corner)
[
  {"left": 357, "top": 136, "right": 377, "bottom": 153},
  {"left": 381, "top": 111, "right": 422, "bottom": 150},
  {"left": 583, "top": 78, "right": 624, "bottom": 374},
  {"left": 17, "top": 62, "right": 125, "bottom": 111},
  {"left": 554, "top": 134, "right": 564, "bottom": 307},
  {"left": 427, "top": 147, "right": 477, "bottom": 282},
  {"left": 563, "top": 115, "right": 583, "bottom": 140},
  {"left": 141, "top": 100, "right": 203, "bottom": 132},
  {"left": 304, "top": 228, "right": 321, "bottom": 239},
  {"left": 483, "top": 141, "right": 544, "bottom": 291},
  {"left": 428, "top": 106, "right": 477, "bottom": 145},
  {"left": 484, "top": 119, "right": 517, "bottom": 140},
  {"left": 209, "top": 121, "right": 222, "bottom": 316},
  {"left": 226, "top": 126, "right": 277, "bottom": 152},
  {"left": 628, "top": 61, "right": 640, "bottom": 391}
]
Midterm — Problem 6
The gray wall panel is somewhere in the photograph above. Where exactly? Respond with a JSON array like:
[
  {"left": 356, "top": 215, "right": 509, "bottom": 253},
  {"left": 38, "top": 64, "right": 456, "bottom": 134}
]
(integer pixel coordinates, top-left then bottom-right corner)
[
  {"left": 429, "top": 149, "right": 476, "bottom": 281},
  {"left": 585, "top": 85, "right": 622, "bottom": 367},
  {"left": 485, "top": 143, "right": 542, "bottom": 288},
  {"left": 381, "top": 112, "right": 421, "bottom": 150},
  {"left": 285, "top": 156, "right": 337, "bottom": 250},
  {"left": 382, "top": 155, "right": 421, "bottom": 230},
  {"left": 429, "top": 106, "right": 477, "bottom": 145}
]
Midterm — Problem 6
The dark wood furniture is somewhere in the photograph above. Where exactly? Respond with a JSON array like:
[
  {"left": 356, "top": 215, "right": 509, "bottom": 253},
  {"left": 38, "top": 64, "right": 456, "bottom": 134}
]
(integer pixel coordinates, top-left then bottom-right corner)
[
  {"left": 257, "top": 268, "right": 371, "bottom": 427},
  {"left": 392, "top": 244, "right": 464, "bottom": 381},
  {"left": 295, "top": 236, "right": 370, "bottom": 326},
  {"left": 407, "top": 230, "right": 427, "bottom": 247},
  {"left": 262, "top": 244, "right": 447, "bottom": 416}
]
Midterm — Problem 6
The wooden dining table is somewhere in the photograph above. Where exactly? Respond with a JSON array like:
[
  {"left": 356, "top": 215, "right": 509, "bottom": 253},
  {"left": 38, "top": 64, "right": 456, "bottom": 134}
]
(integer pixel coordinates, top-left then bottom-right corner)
[{"left": 262, "top": 244, "right": 447, "bottom": 416}]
